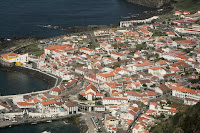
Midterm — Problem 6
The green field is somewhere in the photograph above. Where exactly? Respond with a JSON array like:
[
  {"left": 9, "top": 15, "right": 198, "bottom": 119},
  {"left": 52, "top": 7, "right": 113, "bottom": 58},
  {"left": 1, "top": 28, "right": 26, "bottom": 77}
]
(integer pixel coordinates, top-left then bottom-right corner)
[{"left": 24, "top": 44, "right": 44, "bottom": 57}]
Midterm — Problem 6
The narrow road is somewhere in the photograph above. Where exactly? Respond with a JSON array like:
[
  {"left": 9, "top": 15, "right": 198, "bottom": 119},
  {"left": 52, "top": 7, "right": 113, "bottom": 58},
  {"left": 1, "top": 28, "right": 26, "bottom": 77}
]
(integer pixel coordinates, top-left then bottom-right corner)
[{"left": 87, "top": 33, "right": 98, "bottom": 47}]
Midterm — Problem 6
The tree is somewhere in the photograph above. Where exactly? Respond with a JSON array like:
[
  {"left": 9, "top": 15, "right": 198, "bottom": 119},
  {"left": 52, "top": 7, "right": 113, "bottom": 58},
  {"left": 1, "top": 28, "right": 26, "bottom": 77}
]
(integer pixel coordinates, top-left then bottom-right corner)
[
  {"left": 117, "top": 57, "right": 121, "bottom": 61},
  {"left": 143, "top": 84, "right": 147, "bottom": 87},
  {"left": 78, "top": 94, "right": 87, "bottom": 101}
]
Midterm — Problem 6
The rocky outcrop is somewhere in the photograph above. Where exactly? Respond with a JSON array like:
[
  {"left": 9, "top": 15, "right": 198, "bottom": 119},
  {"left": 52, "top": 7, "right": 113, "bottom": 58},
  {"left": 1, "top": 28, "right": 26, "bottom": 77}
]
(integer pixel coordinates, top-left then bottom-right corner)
[{"left": 127, "top": 0, "right": 171, "bottom": 8}]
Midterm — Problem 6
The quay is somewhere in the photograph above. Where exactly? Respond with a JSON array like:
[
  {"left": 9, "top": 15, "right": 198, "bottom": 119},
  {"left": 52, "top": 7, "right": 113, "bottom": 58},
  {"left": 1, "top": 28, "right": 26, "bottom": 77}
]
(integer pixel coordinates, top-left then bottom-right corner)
[{"left": 0, "top": 114, "right": 80, "bottom": 129}]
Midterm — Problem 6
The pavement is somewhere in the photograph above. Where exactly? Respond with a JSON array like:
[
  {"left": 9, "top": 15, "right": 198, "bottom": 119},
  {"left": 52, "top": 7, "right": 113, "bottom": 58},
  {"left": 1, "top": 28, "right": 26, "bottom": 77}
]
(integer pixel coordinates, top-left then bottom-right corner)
[
  {"left": 81, "top": 112, "right": 95, "bottom": 133},
  {"left": 87, "top": 33, "right": 98, "bottom": 47}
]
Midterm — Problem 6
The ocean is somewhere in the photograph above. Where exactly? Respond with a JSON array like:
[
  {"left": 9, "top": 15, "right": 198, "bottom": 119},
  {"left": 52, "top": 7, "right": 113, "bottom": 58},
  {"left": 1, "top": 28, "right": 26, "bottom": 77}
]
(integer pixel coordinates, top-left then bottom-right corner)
[
  {"left": 0, "top": 121, "right": 80, "bottom": 133},
  {"left": 0, "top": 0, "right": 155, "bottom": 38}
]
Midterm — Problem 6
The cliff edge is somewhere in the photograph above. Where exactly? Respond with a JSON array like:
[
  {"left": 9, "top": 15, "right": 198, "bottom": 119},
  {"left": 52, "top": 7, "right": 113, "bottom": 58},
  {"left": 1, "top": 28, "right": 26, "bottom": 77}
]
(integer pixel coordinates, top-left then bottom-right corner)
[{"left": 127, "top": 0, "right": 171, "bottom": 8}]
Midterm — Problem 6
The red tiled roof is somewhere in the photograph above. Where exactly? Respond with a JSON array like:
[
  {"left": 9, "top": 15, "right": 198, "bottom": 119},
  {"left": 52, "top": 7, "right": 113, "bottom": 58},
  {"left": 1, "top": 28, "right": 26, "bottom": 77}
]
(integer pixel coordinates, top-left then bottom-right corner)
[
  {"left": 41, "top": 100, "right": 55, "bottom": 106},
  {"left": 103, "top": 97, "right": 128, "bottom": 101}
]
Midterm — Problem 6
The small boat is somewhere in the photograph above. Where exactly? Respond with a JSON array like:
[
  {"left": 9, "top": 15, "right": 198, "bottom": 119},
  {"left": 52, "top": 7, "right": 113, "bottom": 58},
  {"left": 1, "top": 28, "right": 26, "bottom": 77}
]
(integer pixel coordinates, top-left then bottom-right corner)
[
  {"left": 46, "top": 120, "right": 52, "bottom": 123},
  {"left": 41, "top": 131, "right": 51, "bottom": 133},
  {"left": 9, "top": 125, "right": 12, "bottom": 128},
  {"left": 31, "top": 122, "right": 37, "bottom": 125},
  {"left": 63, "top": 121, "right": 68, "bottom": 124},
  {"left": 121, "top": 16, "right": 131, "bottom": 19}
]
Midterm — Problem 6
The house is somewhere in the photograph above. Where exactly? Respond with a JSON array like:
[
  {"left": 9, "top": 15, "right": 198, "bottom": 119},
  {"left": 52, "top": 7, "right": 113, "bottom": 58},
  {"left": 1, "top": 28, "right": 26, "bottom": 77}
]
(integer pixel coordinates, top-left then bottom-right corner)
[
  {"left": 148, "top": 66, "right": 166, "bottom": 77},
  {"left": 105, "top": 116, "right": 119, "bottom": 133},
  {"left": 132, "top": 124, "right": 146, "bottom": 133},
  {"left": 16, "top": 102, "right": 35, "bottom": 109},
  {"left": 80, "top": 84, "right": 103, "bottom": 101},
  {"left": 171, "top": 86, "right": 200, "bottom": 101},
  {"left": 168, "top": 108, "right": 178, "bottom": 115},
  {"left": 63, "top": 100, "right": 78, "bottom": 114},
  {"left": 96, "top": 72, "right": 115, "bottom": 82},
  {"left": 75, "top": 67, "right": 88, "bottom": 75},
  {"left": 111, "top": 52, "right": 127, "bottom": 60},
  {"left": 1, "top": 53, "right": 29, "bottom": 65},
  {"left": 120, "top": 110, "right": 136, "bottom": 120},
  {"left": 51, "top": 87, "right": 62, "bottom": 96},
  {"left": 163, "top": 51, "right": 186, "bottom": 60},
  {"left": 0, "top": 103, "right": 11, "bottom": 113},
  {"left": 79, "top": 47, "right": 95, "bottom": 55},
  {"left": 94, "top": 105, "right": 106, "bottom": 112},
  {"left": 126, "top": 82, "right": 141, "bottom": 90},
  {"left": 127, "top": 62, "right": 153, "bottom": 72},
  {"left": 44, "top": 45, "right": 74, "bottom": 55},
  {"left": 156, "top": 60, "right": 168, "bottom": 67},
  {"left": 155, "top": 84, "right": 171, "bottom": 95},
  {"left": 39, "top": 100, "right": 56, "bottom": 113},
  {"left": 184, "top": 98, "right": 199, "bottom": 105}
]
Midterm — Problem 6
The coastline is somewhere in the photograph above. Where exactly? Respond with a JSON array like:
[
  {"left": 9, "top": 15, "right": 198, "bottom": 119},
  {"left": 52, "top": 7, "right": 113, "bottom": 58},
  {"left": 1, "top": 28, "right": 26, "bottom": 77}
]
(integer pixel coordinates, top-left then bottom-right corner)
[{"left": 0, "top": 114, "right": 88, "bottom": 133}]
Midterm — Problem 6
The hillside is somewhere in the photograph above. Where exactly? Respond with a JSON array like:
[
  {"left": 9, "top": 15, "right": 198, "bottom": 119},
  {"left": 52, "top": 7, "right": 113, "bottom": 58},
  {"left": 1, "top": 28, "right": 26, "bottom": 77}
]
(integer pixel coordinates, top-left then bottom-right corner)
[
  {"left": 173, "top": 0, "right": 200, "bottom": 12},
  {"left": 126, "top": 0, "right": 200, "bottom": 12},
  {"left": 150, "top": 102, "right": 200, "bottom": 133},
  {"left": 127, "top": 0, "right": 170, "bottom": 8}
]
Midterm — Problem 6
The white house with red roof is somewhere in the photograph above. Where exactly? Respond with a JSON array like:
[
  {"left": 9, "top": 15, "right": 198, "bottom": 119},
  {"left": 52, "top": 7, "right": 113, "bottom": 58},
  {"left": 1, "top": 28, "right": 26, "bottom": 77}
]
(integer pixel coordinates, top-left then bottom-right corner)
[
  {"left": 126, "top": 82, "right": 141, "bottom": 90},
  {"left": 171, "top": 86, "right": 200, "bottom": 102},
  {"left": 184, "top": 98, "right": 199, "bottom": 105},
  {"left": 100, "top": 43, "right": 115, "bottom": 52},
  {"left": 148, "top": 66, "right": 167, "bottom": 77},
  {"left": 127, "top": 62, "right": 153, "bottom": 72},
  {"left": 62, "top": 100, "right": 78, "bottom": 114},
  {"left": 156, "top": 60, "right": 168, "bottom": 67},
  {"left": 105, "top": 116, "right": 119, "bottom": 133},
  {"left": 96, "top": 72, "right": 115, "bottom": 82},
  {"left": 79, "top": 47, "right": 95, "bottom": 55},
  {"left": 44, "top": 45, "right": 74, "bottom": 55},
  {"left": 111, "top": 52, "right": 127, "bottom": 60},
  {"left": 1, "top": 53, "right": 29, "bottom": 65},
  {"left": 16, "top": 102, "right": 36, "bottom": 109},
  {"left": 163, "top": 51, "right": 186, "bottom": 60},
  {"left": 80, "top": 84, "right": 103, "bottom": 101}
]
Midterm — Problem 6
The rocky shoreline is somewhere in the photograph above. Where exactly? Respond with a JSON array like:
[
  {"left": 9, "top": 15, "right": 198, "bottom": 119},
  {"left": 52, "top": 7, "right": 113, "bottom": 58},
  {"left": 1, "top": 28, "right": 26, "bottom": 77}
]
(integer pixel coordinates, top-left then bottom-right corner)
[
  {"left": 39, "top": 25, "right": 109, "bottom": 33},
  {"left": 128, "top": 3, "right": 173, "bottom": 20},
  {"left": 127, "top": 0, "right": 171, "bottom": 8}
]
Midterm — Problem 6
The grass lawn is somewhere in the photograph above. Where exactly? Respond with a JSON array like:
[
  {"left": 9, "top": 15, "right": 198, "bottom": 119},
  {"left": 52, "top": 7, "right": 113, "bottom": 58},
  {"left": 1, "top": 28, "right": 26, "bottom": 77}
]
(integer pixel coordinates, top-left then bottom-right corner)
[
  {"left": 26, "top": 44, "right": 39, "bottom": 50},
  {"left": 23, "top": 43, "right": 44, "bottom": 57},
  {"left": 32, "top": 50, "right": 44, "bottom": 57}
]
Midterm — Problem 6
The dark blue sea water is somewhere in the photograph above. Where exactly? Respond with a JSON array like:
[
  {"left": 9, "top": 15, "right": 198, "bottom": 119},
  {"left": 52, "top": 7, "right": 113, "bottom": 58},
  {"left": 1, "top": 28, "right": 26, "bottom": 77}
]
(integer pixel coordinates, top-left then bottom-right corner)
[
  {"left": 0, "top": 121, "right": 80, "bottom": 133},
  {"left": 0, "top": 0, "right": 155, "bottom": 38},
  {"left": 0, "top": 70, "right": 48, "bottom": 96}
]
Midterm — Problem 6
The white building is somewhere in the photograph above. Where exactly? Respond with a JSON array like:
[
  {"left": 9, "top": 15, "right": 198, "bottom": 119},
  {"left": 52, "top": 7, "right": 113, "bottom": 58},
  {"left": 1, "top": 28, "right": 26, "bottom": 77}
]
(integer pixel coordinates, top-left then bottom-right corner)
[
  {"left": 102, "top": 97, "right": 128, "bottom": 105},
  {"left": 171, "top": 86, "right": 200, "bottom": 102}
]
